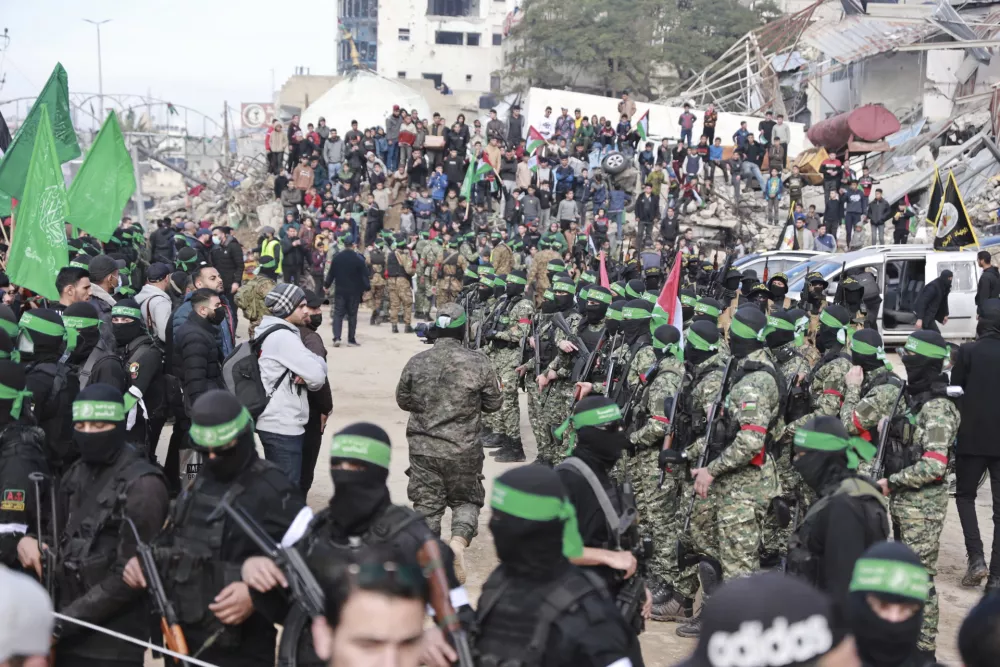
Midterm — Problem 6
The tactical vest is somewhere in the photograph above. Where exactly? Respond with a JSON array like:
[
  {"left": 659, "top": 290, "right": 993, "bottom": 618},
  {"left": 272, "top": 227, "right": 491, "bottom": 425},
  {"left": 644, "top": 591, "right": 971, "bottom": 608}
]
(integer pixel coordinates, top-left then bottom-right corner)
[
  {"left": 78, "top": 341, "right": 122, "bottom": 392},
  {"left": 884, "top": 386, "right": 954, "bottom": 478},
  {"left": 613, "top": 337, "right": 652, "bottom": 406},
  {"left": 26, "top": 361, "right": 79, "bottom": 467},
  {"left": 369, "top": 249, "right": 386, "bottom": 269},
  {"left": 474, "top": 565, "right": 606, "bottom": 667},
  {"left": 556, "top": 458, "right": 637, "bottom": 551},
  {"left": 59, "top": 446, "right": 163, "bottom": 657},
  {"left": 441, "top": 251, "right": 460, "bottom": 277},
  {"left": 707, "top": 359, "right": 787, "bottom": 464},
  {"left": 386, "top": 250, "right": 407, "bottom": 278},
  {"left": 161, "top": 459, "right": 269, "bottom": 646},
  {"left": 787, "top": 476, "right": 888, "bottom": 585},
  {"left": 860, "top": 367, "right": 904, "bottom": 400}
]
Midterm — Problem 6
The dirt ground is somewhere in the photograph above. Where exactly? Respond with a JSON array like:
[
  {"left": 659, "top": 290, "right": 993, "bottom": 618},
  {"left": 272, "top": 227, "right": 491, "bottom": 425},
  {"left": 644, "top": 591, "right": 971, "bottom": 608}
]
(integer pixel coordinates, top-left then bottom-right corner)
[{"left": 153, "top": 312, "right": 988, "bottom": 666}]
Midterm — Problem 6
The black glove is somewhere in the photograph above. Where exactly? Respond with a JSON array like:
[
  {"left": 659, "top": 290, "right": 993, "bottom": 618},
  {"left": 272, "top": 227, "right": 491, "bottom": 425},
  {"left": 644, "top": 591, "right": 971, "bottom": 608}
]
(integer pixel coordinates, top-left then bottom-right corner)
[{"left": 658, "top": 448, "right": 686, "bottom": 470}]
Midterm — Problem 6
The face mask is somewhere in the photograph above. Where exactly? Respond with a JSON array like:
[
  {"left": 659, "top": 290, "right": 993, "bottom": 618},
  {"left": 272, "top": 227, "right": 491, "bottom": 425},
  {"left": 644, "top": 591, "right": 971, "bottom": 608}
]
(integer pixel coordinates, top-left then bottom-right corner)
[
  {"left": 621, "top": 318, "right": 647, "bottom": 343},
  {"left": 685, "top": 344, "right": 715, "bottom": 367},
  {"left": 69, "top": 328, "right": 100, "bottom": 364},
  {"left": 308, "top": 313, "right": 323, "bottom": 330},
  {"left": 489, "top": 514, "right": 566, "bottom": 579},
  {"left": 574, "top": 426, "right": 626, "bottom": 471},
  {"left": 770, "top": 283, "right": 788, "bottom": 299},
  {"left": 730, "top": 334, "right": 763, "bottom": 359},
  {"left": 328, "top": 467, "right": 391, "bottom": 535},
  {"left": 554, "top": 294, "right": 574, "bottom": 310},
  {"left": 816, "top": 326, "right": 841, "bottom": 353},
  {"left": 585, "top": 303, "right": 607, "bottom": 325},
  {"left": 478, "top": 287, "right": 492, "bottom": 301},
  {"left": 848, "top": 591, "right": 924, "bottom": 667},
  {"left": 208, "top": 305, "right": 227, "bottom": 325},
  {"left": 213, "top": 236, "right": 222, "bottom": 246},
  {"left": 74, "top": 425, "right": 124, "bottom": 465},
  {"left": 606, "top": 318, "right": 621, "bottom": 336},
  {"left": 205, "top": 434, "right": 255, "bottom": 482},
  {"left": 682, "top": 305, "right": 694, "bottom": 322},
  {"left": 113, "top": 320, "right": 143, "bottom": 346}
]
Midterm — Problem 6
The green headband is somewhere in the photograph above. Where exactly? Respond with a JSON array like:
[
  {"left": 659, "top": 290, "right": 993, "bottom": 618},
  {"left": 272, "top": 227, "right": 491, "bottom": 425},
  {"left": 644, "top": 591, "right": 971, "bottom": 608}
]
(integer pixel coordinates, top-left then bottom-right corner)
[
  {"left": 330, "top": 434, "right": 391, "bottom": 469},
  {"left": 506, "top": 274, "right": 528, "bottom": 286},
  {"left": 465, "top": 268, "right": 479, "bottom": 280},
  {"left": 903, "top": 336, "right": 950, "bottom": 360},
  {"left": 72, "top": 400, "right": 125, "bottom": 423},
  {"left": 578, "top": 288, "right": 589, "bottom": 301},
  {"left": 849, "top": 558, "right": 930, "bottom": 601},
  {"left": 437, "top": 312, "right": 467, "bottom": 329},
  {"left": 851, "top": 337, "right": 892, "bottom": 370},
  {"left": 652, "top": 335, "right": 682, "bottom": 360},
  {"left": 587, "top": 289, "right": 612, "bottom": 305},
  {"left": 730, "top": 317, "right": 766, "bottom": 342},
  {"left": 0, "top": 319, "right": 17, "bottom": 338},
  {"left": 490, "top": 481, "right": 584, "bottom": 559},
  {"left": 19, "top": 312, "right": 66, "bottom": 337},
  {"left": 606, "top": 307, "right": 623, "bottom": 321},
  {"left": 111, "top": 305, "right": 143, "bottom": 320},
  {"left": 580, "top": 272, "right": 597, "bottom": 284},
  {"left": 681, "top": 293, "right": 697, "bottom": 308},
  {"left": 546, "top": 262, "right": 564, "bottom": 273},
  {"left": 686, "top": 329, "right": 718, "bottom": 352},
  {"left": 610, "top": 283, "right": 626, "bottom": 297},
  {"left": 793, "top": 429, "right": 876, "bottom": 470},
  {"left": 189, "top": 408, "right": 254, "bottom": 449},
  {"left": 693, "top": 301, "right": 721, "bottom": 319},
  {"left": 625, "top": 285, "right": 642, "bottom": 299},
  {"left": 177, "top": 255, "right": 198, "bottom": 270},
  {"left": 477, "top": 264, "right": 493, "bottom": 275},
  {"left": 493, "top": 277, "right": 507, "bottom": 288},
  {"left": 793, "top": 316, "right": 809, "bottom": 347},
  {"left": 0, "top": 382, "right": 32, "bottom": 420},
  {"left": 63, "top": 316, "right": 102, "bottom": 330},
  {"left": 479, "top": 275, "right": 494, "bottom": 286},
  {"left": 69, "top": 261, "right": 90, "bottom": 270},
  {"left": 820, "top": 309, "right": 848, "bottom": 332},
  {"left": 258, "top": 257, "right": 277, "bottom": 269},
  {"left": 767, "top": 315, "right": 796, "bottom": 332},
  {"left": 543, "top": 290, "right": 554, "bottom": 301},
  {"left": 622, "top": 307, "right": 651, "bottom": 321},
  {"left": 641, "top": 292, "right": 657, "bottom": 305},
  {"left": 552, "top": 281, "right": 575, "bottom": 293},
  {"left": 553, "top": 403, "right": 623, "bottom": 453}
]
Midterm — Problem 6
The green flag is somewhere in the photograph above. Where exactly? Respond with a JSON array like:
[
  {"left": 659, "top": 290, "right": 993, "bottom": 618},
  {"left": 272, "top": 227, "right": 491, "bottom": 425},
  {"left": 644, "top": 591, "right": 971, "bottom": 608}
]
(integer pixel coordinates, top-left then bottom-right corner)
[
  {"left": 0, "top": 63, "right": 81, "bottom": 199},
  {"left": 460, "top": 159, "right": 493, "bottom": 199},
  {"left": 67, "top": 111, "right": 136, "bottom": 242},
  {"left": 0, "top": 191, "right": 10, "bottom": 218},
  {"left": 8, "top": 106, "right": 70, "bottom": 301}
]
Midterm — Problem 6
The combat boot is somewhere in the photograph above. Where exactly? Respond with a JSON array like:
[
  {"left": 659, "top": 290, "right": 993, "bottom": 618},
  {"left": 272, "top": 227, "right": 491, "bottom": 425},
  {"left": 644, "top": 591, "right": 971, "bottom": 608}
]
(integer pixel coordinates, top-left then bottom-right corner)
[
  {"left": 480, "top": 432, "right": 505, "bottom": 449},
  {"left": 404, "top": 324, "right": 414, "bottom": 334},
  {"left": 677, "top": 560, "right": 722, "bottom": 638},
  {"left": 652, "top": 592, "right": 693, "bottom": 623},
  {"left": 370, "top": 311, "right": 378, "bottom": 325},
  {"left": 450, "top": 536, "right": 469, "bottom": 585},
  {"left": 392, "top": 324, "right": 399, "bottom": 334},
  {"left": 963, "top": 555, "right": 988, "bottom": 587},
  {"left": 650, "top": 578, "right": 670, "bottom": 606},
  {"left": 985, "top": 575, "right": 1000, "bottom": 595},
  {"left": 493, "top": 440, "right": 526, "bottom": 463}
]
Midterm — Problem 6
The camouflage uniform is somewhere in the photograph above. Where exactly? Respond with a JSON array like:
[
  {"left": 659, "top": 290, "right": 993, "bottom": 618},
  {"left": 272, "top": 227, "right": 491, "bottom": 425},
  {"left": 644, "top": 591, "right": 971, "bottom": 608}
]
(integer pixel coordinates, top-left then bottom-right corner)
[
  {"left": 459, "top": 239, "right": 478, "bottom": 267},
  {"left": 886, "top": 394, "right": 960, "bottom": 653},
  {"left": 435, "top": 248, "right": 466, "bottom": 306},
  {"left": 414, "top": 239, "right": 439, "bottom": 317},
  {"left": 235, "top": 275, "right": 276, "bottom": 339},
  {"left": 705, "top": 349, "right": 782, "bottom": 579},
  {"left": 490, "top": 242, "right": 514, "bottom": 276},
  {"left": 396, "top": 331, "right": 502, "bottom": 542},
  {"left": 365, "top": 247, "right": 388, "bottom": 320},
  {"left": 387, "top": 249, "right": 415, "bottom": 326},
  {"left": 527, "top": 249, "right": 561, "bottom": 307},
  {"left": 783, "top": 350, "right": 852, "bottom": 442},
  {"left": 539, "top": 310, "right": 585, "bottom": 466},
  {"left": 842, "top": 368, "right": 904, "bottom": 480},
  {"left": 627, "top": 353, "right": 684, "bottom": 592},
  {"left": 490, "top": 294, "right": 533, "bottom": 441}
]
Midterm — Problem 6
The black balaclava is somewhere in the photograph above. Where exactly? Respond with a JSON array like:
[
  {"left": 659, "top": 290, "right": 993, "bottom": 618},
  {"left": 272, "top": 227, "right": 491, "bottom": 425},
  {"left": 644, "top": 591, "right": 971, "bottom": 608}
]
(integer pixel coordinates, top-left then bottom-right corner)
[
  {"left": 937, "top": 269, "right": 953, "bottom": 299},
  {"left": 685, "top": 320, "right": 720, "bottom": 367},
  {"left": 0, "top": 330, "right": 17, "bottom": 364},
  {"left": 546, "top": 258, "right": 565, "bottom": 281},
  {"left": 0, "top": 304, "right": 18, "bottom": 343},
  {"left": 740, "top": 269, "right": 759, "bottom": 297},
  {"left": 851, "top": 328, "right": 888, "bottom": 374},
  {"left": 625, "top": 278, "right": 646, "bottom": 301},
  {"left": 621, "top": 299, "right": 652, "bottom": 344},
  {"left": 489, "top": 465, "right": 581, "bottom": 580},
  {"left": 570, "top": 396, "right": 627, "bottom": 473},
  {"left": 477, "top": 274, "right": 494, "bottom": 302},
  {"left": 328, "top": 422, "right": 393, "bottom": 536},
  {"left": 584, "top": 285, "right": 611, "bottom": 324},
  {"left": 64, "top": 302, "right": 103, "bottom": 364},
  {"left": 792, "top": 415, "right": 853, "bottom": 495},
  {"left": 111, "top": 298, "right": 145, "bottom": 347},
  {"left": 680, "top": 288, "right": 696, "bottom": 323},
  {"left": 692, "top": 297, "right": 722, "bottom": 325},
  {"left": 816, "top": 304, "right": 850, "bottom": 353},
  {"left": 652, "top": 323, "right": 682, "bottom": 361},
  {"left": 842, "top": 277, "right": 864, "bottom": 314},
  {"left": 765, "top": 309, "right": 797, "bottom": 349},
  {"left": 506, "top": 270, "right": 528, "bottom": 299},
  {"left": 0, "top": 361, "right": 30, "bottom": 429},
  {"left": 72, "top": 383, "right": 127, "bottom": 465},
  {"left": 189, "top": 389, "right": 256, "bottom": 482},
  {"left": 729, "top": 306, "right": 767, "bottom": 358},
  {"left": 978, "top": 298, "right": 1000, "bottom": 338},
  {"left": 723, "top": 269, "right": 742, "bottom": 294},
  {"left": 492, "top": 277, "right": 506, "bottom": 300},
  {"left": 900, "top": 330, "right": 949, "bottom": 396},
  {"left": 606, "top": 299, "right": 626, "bottom": 336},
  {"left": 848, "top": 542, "right": 929, "bottom": 667},
  {"left": 747, "top": 283, "right": 772, "bottom": 310},
  {"left": 767, "top": 273, "right": 789, "bottom": 300},
  {"left": 17, "top": 308, "right": 66, "bottom": 363},
  {"left": 551, "top": 274, "right": 576, "bottom": 312}
]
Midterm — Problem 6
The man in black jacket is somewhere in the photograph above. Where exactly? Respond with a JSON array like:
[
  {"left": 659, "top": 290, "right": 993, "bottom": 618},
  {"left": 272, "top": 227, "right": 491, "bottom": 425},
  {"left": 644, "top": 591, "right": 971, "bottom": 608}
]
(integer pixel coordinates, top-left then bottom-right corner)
[
  {"left": 281, "top": 225, "right": 308, "bottom": 286},
  {"left": 325, "top": 235, "right": 370, "bottom": 347},
  {"left": 149, "top": 218, "right": 177, "bottom": 265},
  {"left": 866, "top": 188, "right": 891, "bottom": 245},
  {"left": 976, "top": 250, "right": 1000, "bottom": 316},
  {"left": 914, "top": 269, "right": 952, "bottom": 332},
  {"left": 211, "top": 226, "right": 245, "bottom": 325},
  {"left": 953, "top": 298, "right": 1000, "bottom": 592},
  {"left": 175, "top": 289, "right": 226, "bottom": 409},
  {"left": 635, "top": 183, "right": 659, "bottom": 250}
]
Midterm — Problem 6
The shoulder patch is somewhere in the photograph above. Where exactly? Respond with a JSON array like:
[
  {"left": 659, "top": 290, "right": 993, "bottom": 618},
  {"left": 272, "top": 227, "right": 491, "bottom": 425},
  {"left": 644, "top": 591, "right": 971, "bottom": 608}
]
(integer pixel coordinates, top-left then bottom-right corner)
[
  {"left": 741, "top": 401, "right": 757, "bottom": 411},
  {"left": 1, "top": 489, "right": 25, "bottom": 512},
  {"left": 129, "top": 362, "right": 140, "bottom": 379}
]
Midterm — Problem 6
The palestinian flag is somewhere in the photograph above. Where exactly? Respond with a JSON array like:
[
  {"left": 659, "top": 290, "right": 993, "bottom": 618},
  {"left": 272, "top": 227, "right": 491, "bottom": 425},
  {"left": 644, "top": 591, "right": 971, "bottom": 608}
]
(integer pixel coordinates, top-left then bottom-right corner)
[
  {"left": 460, "top": 159, "right": 493, "bottom": 199},
  {"left": 526, "top": 126, "right": 545, "bottom": 154},
  {"left": 652, "top": 251, "right": 684, "bottom": 348},
  {"left": 925, "top": 165, "right": 943, "bottom": 226},
  {"left": 934, "top": 170, "right": 979, "bottom": 249},
  {"left": 527, "top": 154, "right": 539, "bottom": 172},
  {"left": 636, "top": 110, "right": 650, "bottom": 141},
  {"left": 167, "top": 103, "right": 179, "bottom": 116}
]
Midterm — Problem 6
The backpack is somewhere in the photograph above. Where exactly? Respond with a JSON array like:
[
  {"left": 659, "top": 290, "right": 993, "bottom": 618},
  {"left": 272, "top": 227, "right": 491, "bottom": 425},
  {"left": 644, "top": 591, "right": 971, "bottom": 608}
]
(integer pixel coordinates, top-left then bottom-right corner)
[{"left": 222, "top": 323, "right": 296, "bottom": 418}]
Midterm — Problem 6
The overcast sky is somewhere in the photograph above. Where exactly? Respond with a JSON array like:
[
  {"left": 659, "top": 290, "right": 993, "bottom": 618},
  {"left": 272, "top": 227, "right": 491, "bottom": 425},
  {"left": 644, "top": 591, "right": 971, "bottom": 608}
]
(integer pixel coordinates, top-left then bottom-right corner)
[{"left": 2, "top": 0, "right": 338, "bottom": 132}]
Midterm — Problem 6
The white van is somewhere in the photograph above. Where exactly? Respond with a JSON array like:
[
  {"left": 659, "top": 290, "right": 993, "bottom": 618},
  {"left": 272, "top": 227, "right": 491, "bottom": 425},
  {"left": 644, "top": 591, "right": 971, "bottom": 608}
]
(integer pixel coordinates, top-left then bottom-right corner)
[{"left": 786, "top": 245, "right": 981, "bottom": 344}]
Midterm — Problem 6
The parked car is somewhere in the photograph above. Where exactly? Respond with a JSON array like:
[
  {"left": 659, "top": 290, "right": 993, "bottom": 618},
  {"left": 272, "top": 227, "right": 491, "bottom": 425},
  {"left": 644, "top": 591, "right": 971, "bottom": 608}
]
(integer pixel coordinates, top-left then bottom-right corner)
[{"left": 732, "top": 250, "right": 824, "bottom": 278}]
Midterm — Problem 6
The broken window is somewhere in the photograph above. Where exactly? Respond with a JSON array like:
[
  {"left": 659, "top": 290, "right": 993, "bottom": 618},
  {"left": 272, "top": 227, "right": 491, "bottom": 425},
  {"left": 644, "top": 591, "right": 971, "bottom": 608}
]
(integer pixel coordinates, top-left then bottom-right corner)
[
  {"left": 466, "top": 74, "right": 473, "bottom": 83},
  {"left": 493, "top": 33, "right": 502, "bottom": 46},
  {"left": 423, "top": 73, "right": 443, "bottom": 87},
  {"left": 398, "top": 71, "right": 407, "bottom": 78},
  {"left": 398, "top": 28, "right": 410, "bottom": 41},
  {"left": 435, "top": 31, "right": 464, "bottom": 45},
  {"left": 428, "top": 0, "right": 478, "bottom": 17},
  {"left": 467, "top": 33, "right": 480, "bottom": 46}
]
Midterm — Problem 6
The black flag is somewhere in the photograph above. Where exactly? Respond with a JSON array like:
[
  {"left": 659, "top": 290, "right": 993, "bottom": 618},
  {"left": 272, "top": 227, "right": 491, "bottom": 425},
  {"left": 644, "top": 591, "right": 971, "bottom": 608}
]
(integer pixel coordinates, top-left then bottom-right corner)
[
  {"left": 0, "top": 110, "right": 10, "bottom": 154},
  {"left": 925, "top": 166, "right": 943, "bottom": 226},
  {"left": 934, "top": 170, "right": 979, "bottom": 249}
]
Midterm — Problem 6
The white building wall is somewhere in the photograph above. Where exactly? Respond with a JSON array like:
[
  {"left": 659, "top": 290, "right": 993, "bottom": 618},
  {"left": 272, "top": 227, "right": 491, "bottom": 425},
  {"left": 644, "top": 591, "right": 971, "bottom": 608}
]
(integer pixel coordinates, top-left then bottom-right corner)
[
  {"left": 377, "top": 0, "right": 507, "bottom": 94},
  {"left": 924, "top": 49, "right": 966, "bottom": 121}
]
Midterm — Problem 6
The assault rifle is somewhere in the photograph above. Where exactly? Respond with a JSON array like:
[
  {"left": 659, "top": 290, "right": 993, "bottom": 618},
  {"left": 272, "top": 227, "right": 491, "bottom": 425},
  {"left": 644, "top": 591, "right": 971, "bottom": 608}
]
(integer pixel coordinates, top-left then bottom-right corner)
[
  {"left": 119, "top": 498, "right": 189, "bottom": 663},
  {"left": 617, "top": 534, "right": 652, "bottom": 636},
  {"left": 657, "top": 387, "right": 683, "bottom": 489},
  {"left": 417, "top": 540, "right": 474, "bottom": 667},
  {"left": 709, "top": 252, "right": 735, "bottom": 302},
  {"left": 602, "top": 332, "right": 623, "bottom": 397},
  {"left": 676, "top": 357, "right": 734, "bottom": 570},
  {"left": 622, "top": 362, "right": 660, "bottom": 432},
  {"left": 211, "top": 496, "right": 325, "bottom": 619},
  {"left": 475, "top": 296, "right": 508, "bottom": 350},
  {"left": 869, "top": 380, "right": 907, "bottom": 482}
]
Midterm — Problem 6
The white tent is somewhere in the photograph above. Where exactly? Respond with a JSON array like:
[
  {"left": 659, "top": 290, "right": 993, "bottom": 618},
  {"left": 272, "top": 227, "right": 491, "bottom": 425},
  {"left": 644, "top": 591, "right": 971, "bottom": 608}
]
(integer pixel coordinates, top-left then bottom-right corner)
[{"left": 301, "top": 70, "right": 431, "bottom": 133}]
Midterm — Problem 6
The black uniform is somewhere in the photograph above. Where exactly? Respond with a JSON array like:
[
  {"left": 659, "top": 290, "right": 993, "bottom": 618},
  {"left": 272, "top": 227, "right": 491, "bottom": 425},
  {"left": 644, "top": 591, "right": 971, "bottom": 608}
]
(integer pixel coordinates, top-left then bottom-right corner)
[{"left": 0, "top": 421, "right": 48, "bottom": 568}]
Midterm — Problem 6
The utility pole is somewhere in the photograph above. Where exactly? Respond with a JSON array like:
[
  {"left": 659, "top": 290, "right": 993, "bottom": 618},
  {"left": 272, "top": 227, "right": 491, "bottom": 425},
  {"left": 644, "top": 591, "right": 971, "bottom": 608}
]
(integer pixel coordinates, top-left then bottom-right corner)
[
  {"left": 83, "top": 19, "right": 111, "bottom": 122},
  {"left": 222, "top": 100, "right": 230, "bottom": 169}
]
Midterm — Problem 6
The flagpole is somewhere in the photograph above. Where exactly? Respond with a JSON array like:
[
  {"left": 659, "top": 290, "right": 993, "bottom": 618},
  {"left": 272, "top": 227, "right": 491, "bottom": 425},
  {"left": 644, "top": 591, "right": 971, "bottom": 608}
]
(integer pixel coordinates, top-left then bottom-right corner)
[{"left": 83, "top": 19, "right": 111, "bottom": 124}]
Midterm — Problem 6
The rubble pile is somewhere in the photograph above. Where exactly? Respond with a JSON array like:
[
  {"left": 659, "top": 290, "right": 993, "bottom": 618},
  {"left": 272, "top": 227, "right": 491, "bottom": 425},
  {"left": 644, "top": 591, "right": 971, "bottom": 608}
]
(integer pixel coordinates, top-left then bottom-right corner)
[{"left": 145, "top": 161, "right": 275, "bottom": 230}]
